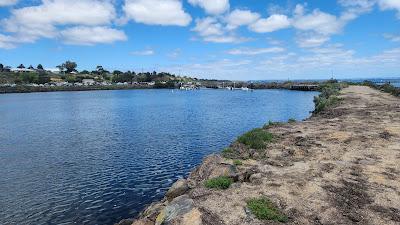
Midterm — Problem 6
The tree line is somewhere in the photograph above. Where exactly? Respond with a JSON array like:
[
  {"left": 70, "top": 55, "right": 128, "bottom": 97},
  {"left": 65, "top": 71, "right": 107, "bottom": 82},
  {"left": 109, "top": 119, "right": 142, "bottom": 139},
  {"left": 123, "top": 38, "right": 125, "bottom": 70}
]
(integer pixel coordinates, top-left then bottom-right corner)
[{"left": 1, "top": 60, "right": 196, "bottom": 86}]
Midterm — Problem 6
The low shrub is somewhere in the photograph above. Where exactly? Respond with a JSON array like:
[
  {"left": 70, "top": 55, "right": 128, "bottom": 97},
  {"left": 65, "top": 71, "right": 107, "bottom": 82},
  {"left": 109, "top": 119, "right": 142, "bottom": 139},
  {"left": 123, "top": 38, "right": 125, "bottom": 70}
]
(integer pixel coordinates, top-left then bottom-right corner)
[
  {"left": 263, "top": 120, "right": 284, "bottom": 129},
  {"left": 221, "top": 148, "right": 236, "bottom": 159},
  {"left": 313, "top": 81, "right": 345, "bottom": 114},
  {"left": 288, "top": 118, "right": 296, "bottom": 123},
  {"left": 361, "top": 81, "right": 400, "bottom": 97},
  {"left": 233, "top": 160, "right": 243, "bottom": 166},
  {"left": 238, "top": 128, "right": 273, "bottom": 149},
  {"left": 247, "top": 197, "right": 288, "bottom": 223},
  {"left": 204, "top": 176, "right": 233, "bottom": 189}
]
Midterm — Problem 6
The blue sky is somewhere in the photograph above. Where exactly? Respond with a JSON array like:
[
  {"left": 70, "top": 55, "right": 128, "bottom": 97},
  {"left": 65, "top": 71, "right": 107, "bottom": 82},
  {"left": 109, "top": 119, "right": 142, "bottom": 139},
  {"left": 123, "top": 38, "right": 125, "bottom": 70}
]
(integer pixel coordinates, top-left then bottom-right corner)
[{"left": 0, "top": 0, "right": 399, "bottom": 80}]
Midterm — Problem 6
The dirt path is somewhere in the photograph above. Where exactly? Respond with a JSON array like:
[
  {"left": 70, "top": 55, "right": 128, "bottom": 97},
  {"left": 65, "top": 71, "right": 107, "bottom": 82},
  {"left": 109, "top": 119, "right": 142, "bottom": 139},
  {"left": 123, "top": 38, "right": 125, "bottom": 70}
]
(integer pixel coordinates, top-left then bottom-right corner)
[{"left": 126, "top": 86, "right": 400, "bottom": 225}]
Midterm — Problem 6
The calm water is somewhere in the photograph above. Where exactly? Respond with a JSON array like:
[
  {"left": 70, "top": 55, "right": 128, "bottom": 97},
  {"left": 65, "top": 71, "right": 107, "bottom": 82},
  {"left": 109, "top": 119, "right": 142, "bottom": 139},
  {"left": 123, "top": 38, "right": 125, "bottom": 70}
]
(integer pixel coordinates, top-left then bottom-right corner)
[{"left": 0, "top": 89, "right": 318, "bottom": 225}]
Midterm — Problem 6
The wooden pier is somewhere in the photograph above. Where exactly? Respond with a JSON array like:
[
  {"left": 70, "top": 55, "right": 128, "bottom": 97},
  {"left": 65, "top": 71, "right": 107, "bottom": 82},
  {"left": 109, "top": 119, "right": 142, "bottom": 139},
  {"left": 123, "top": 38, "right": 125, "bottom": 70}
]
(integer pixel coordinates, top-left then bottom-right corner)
[{"left": 290, "top": 84, "right": 319, "bottom": 91}]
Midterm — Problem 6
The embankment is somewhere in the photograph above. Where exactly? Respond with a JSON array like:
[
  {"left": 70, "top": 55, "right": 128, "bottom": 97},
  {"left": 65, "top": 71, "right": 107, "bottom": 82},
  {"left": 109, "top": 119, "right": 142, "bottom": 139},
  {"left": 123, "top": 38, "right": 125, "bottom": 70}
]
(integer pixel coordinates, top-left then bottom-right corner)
[{"left": 121, "top": 86, "right": 400, "bottom": 225}]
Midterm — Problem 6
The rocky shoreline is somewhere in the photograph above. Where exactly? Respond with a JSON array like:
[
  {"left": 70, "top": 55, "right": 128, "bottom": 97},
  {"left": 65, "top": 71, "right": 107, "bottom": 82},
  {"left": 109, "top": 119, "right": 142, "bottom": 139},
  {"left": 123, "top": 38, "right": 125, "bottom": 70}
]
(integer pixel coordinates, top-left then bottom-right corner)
[{"left": 118, "top": 86, "right": 400, "bottom": 225}]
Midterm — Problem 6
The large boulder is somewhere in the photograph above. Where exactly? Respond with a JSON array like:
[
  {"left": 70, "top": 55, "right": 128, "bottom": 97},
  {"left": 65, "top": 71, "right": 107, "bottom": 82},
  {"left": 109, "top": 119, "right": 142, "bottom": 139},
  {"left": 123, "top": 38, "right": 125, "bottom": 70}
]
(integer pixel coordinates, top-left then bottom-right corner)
[
  {"left": 188, "top": 155, "right": 238, "bottom": 186},
  {"left": 156, "top": 195, "right": 196, "bottom": 225},
  {"left": 169, "top": 208, "right": 202, "bottom": 225},
  {"left": 131, "top": 218, "right": 153, "bottom": 225},
  {"left": 166, "top": 179, "right": 189, "bottom": 201}
]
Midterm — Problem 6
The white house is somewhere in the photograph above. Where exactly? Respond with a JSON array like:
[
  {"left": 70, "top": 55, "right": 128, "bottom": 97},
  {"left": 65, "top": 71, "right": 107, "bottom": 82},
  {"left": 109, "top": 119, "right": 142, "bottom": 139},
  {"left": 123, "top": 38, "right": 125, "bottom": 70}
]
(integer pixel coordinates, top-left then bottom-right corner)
[
  {"left": 46, "top": 68, "right": 61, "bottom": 74},
  {"left": 11, "top": 68, "right": 35, "bottom": 73},
  {"left": 82, "top": 79, "right": 96, "bottom": 86}
]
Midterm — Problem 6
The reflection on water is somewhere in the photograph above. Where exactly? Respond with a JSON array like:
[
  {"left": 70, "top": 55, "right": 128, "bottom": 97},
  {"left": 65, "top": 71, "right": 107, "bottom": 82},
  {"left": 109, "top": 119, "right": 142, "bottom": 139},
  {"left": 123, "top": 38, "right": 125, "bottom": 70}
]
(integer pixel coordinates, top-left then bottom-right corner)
[{"left": 0, "top": 89, "right": 318, "bottom": 225}]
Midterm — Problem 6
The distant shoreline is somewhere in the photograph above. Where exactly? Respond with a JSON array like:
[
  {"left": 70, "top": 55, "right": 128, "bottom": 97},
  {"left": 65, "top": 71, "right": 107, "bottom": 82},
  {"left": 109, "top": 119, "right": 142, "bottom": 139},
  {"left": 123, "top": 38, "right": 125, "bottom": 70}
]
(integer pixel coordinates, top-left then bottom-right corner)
[
  {"left": 0, "top": 84, "right": 319, "bottom": 94},
  {"left": 0, "top": 85, "right": 162, "bottom": 94}
]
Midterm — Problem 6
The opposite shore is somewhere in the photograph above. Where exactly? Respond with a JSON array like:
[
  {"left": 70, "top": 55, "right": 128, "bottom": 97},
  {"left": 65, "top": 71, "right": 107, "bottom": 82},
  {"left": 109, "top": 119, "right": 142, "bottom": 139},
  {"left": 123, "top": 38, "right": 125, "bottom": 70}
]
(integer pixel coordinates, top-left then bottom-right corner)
[{"left": 119, "top": 83, "right": 400, "bottom": 225}]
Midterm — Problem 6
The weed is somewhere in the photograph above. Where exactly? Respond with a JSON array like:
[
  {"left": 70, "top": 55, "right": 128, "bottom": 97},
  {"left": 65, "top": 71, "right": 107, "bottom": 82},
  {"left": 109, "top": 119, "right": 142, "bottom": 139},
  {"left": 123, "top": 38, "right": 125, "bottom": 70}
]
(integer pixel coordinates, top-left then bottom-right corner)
[
  {"left": 247, "top": 197, "right": 288, "bottom": 223},
  {"left": 204, "top": 176, "right": 233, "bottom": 189},
  {"left": 237, "top": 128, "right": 273, "bottom": 149}
]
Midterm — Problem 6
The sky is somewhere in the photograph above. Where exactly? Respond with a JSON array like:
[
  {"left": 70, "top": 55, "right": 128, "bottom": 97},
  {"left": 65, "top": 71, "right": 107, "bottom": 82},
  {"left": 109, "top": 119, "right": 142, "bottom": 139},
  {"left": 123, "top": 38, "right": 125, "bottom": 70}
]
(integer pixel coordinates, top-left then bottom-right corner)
[{"left": 0, "top": 0, "right": 399, "bottom": 80}]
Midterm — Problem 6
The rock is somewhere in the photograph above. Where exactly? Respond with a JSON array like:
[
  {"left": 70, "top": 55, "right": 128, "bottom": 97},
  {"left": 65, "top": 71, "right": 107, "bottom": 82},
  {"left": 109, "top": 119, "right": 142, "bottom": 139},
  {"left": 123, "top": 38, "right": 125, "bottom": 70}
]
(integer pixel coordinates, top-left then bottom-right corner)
[
  {"left": 188, "top": 155, "right": 239, "bottom": 186},
  {"left": 114, "top": 218, "right": 134, "bottom": 225},
  {"left": 166, "top": 179, "right": 189, "bottom": 201},
  {"left": 169, "top": 208, "right": 203, "bottom": 225},
  {"left": 141, "top": 201, "right": 167, "bottom": 221},
  {"left": 156, "top": 195, "right": 195, "bottom": 225},
  {"left": 249, "top": 173, "right": 262, "bottom": 183},
  {"left": 189, "top": 187, "right": 211, "bottom": 199},
  {"left": 132, "top": 218, "right": 153, "bottom": 225},
  {"left": 156, "top": 210, "right": 166, "bottom": 225},
  {"left": 238, "top": 166, "right": 259, "bottom": 182}
]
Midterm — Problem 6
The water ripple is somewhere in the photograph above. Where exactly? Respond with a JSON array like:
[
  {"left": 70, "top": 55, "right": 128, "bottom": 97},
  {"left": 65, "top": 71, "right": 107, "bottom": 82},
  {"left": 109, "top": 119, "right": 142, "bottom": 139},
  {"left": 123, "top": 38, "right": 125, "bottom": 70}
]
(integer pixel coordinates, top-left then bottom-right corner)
[{"left": 0, "top": 89, "right": 317, "bottom": 225}]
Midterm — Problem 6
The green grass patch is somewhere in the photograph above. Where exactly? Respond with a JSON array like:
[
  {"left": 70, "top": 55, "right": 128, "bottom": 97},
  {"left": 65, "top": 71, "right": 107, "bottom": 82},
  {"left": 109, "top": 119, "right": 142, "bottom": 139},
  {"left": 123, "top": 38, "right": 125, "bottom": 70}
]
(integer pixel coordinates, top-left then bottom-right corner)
[
  {"left": 238, "top": 128, "right": 273, "bottom": 149},
  {"left": 204, "top": 176, "right": 233, "bottom": 189},
  {"left": 263, "top": 120, "right": 284, "bottom": 129},
  {"left": 247, "top": 197, "right": 288, "bottom": 223},
  {"left": 314, "top": 95, "right": 341, "bottom": 113},
  {"left": 233, "top": 160, "right": 243, "bottom": 166},
  {"left": 313, "top": 81, "right": 346, "bottom": 114},
  {"left": 221, "top": 148, "right": 235, "bottom": 159}
]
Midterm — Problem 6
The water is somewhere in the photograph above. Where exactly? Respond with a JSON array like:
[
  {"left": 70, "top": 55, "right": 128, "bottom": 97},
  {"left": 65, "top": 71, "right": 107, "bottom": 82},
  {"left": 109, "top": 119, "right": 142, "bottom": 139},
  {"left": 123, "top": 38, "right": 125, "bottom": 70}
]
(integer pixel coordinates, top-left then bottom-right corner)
[{"left": 0, "top": 89, "right": 318, "bottom": 225}]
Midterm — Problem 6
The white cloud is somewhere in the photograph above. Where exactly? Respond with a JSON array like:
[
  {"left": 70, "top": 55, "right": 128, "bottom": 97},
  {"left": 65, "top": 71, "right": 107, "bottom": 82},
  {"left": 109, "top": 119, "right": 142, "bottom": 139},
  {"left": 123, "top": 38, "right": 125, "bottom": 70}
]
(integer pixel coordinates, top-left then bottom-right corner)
[
  {"left": 167, "top": 48, "right": 181, "bottom": 58},
  {"left": 4, "top": 0, "right": 116, "bottom": 28},
  {"left": 249, "top": 14, "right": 291, "bottom": 33},
  {"left": 0, "top": 0, "right": 17, "bottom": 6},
  {"left": 225, "top": 9, "right": 260, "bottom": 30},
  {"left": 296, "top": 34, "right": 330, "bottom": 48},
  {"left": 192, "top": 17, "right": 247, "bottom": 43},
  {"left": 203, "top": 35, "right": 247, "bottom": 43},
  {"left": 188, "top": 0, "right": 229, "bottom": 15},
  {"left": 0, "top": 0, "right": 118, "bottom": 47},
  {"left": 60, "top": 26, "right": 127, "bottom": 45},
  {"left": 192, "top": 17, "right": 224, "bottom": 37},
  {"left": 131, "top": 49, "right": 155, "bottom": 56},
  {"left": 292, "top": 9, "right": 343, "bottom": 35},
  {"left": 123, "top": 0, "right": 191, "bottom": 26},
  {"left": 227, "top": 47, "right": 285, "bottom": 55},
  {"left": 378, "top": 0, "right": 400, "bottom": 17},
  {"left": 290, "top": 3, "right": 370, "bottom": 48},
  {"left": 0, "top": 34, "right": 16, "bottom": 49},
  {"left": 384, "top": 33, "right": 400, "bottom": 42}
]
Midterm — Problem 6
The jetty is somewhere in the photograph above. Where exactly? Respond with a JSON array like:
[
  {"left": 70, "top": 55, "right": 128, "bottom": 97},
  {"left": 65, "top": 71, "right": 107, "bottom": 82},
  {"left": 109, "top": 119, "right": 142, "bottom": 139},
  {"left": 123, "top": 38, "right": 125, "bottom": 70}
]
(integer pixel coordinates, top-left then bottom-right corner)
[{"left": 290, "top": 84, "right": 319, "bottom": 91}]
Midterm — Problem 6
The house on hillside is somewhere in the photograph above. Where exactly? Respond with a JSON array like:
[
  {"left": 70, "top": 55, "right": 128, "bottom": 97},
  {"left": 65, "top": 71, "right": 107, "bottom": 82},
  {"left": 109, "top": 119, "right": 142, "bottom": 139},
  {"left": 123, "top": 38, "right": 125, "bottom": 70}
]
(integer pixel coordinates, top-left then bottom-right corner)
[
  {"left": 82, "top": 79, "right": 96, "bottom": 86},
  {"left": 11, "top": 68, "right": 35, "bottom": 73},
  {"left": 45, "top": 68, "right": 62, "bottom": 74}
]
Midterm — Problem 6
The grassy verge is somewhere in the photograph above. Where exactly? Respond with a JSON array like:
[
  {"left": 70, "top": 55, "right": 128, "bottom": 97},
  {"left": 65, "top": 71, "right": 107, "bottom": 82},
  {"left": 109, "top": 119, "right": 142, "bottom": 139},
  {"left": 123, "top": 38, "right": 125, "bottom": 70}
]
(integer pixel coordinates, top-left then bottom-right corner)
[
  {"left": 247, "top": 197, "right": 288, "bottom": 223},
  {"left": 204, "top": 176, "right": 233, "bottom": 189},
  {"left": 237, "top": 128, "right": 273, "bottom": 149},
  {"left": 233, "top": 160, "right": 243, "bottom": 166},
  {"left": 313, "top": 80, "right": 346, "bottom": 114},
  {"left": 361, "top": 81, "right": 400, "bottom": 97}
]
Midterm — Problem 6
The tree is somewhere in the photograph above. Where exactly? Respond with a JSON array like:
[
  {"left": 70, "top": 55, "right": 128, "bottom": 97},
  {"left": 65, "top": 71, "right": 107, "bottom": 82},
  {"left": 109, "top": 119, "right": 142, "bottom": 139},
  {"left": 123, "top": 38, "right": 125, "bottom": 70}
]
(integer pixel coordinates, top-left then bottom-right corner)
[
  {"left": 96, "top": 65, "right": 105, "bottom": 75},
  {"left": 56, "top": 64, "right": 66, "bottom": 74},
  {"left": 28, "top": 65, "right": 34, "bottom": 70},
  {"left": 81, "top": 70, "right": 90, "bottom": 74},
  {"left": 0, "top": 64, "right": 3, "bottom": 72},
  {"left": 113, "top": 70, "right": 123, "bottom": 75},
  {"left": 65, "top": 61, "right": 77, "bottom": 73},
  {"left": 17, "top": 64, "right": 25, "bottom": 69},
  {"left": 37, "top": 64, "right": 44, "bottom": 70}
]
